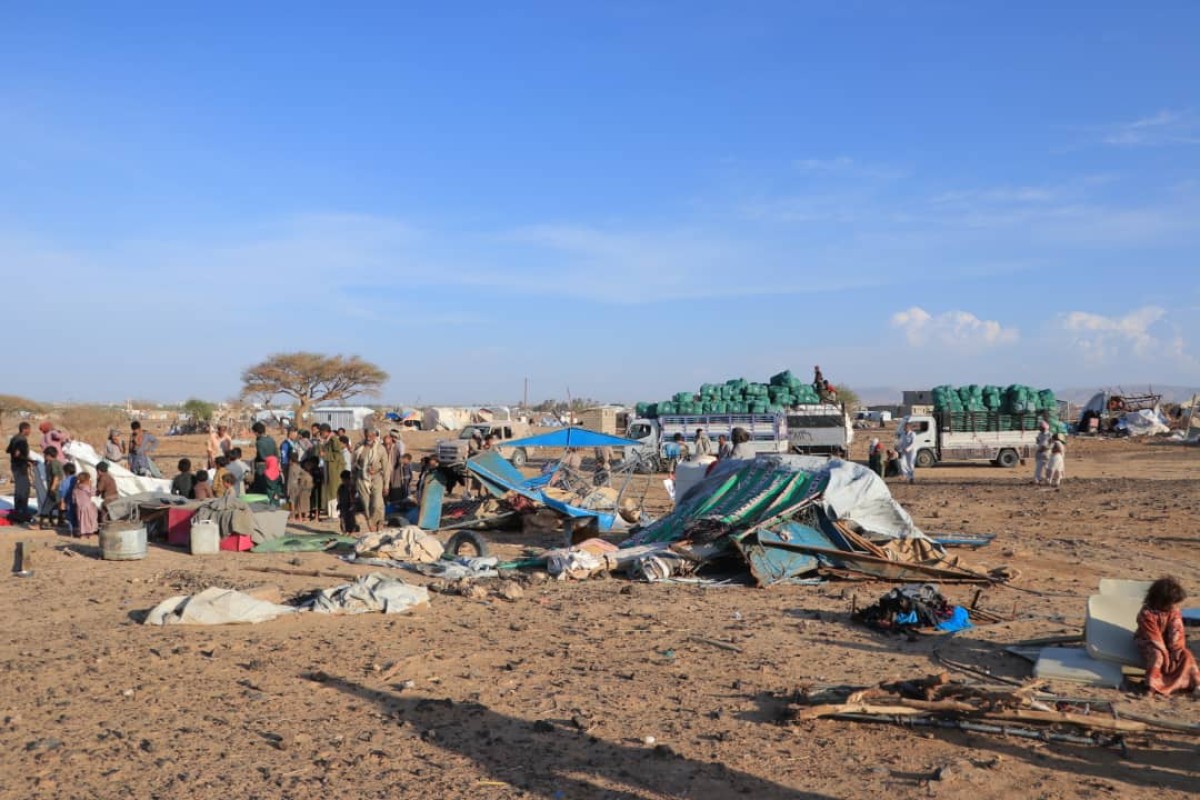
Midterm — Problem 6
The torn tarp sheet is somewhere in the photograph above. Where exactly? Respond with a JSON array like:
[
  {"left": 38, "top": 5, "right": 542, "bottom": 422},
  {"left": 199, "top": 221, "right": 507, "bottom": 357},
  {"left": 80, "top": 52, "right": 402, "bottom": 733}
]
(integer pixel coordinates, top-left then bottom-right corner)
[
  {"left": 301, "top": 573, "right": 430, "bottom": 615},
  {"left": 145, "top": 587, "right": 296, "bottom": 626}
]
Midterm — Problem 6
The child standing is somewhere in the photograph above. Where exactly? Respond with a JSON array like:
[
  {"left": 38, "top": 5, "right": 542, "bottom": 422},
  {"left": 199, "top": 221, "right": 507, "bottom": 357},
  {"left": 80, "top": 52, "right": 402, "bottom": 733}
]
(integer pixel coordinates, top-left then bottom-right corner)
[
  {"left": 39, "top": 447, "right": 64, "bottom": 529},
  {"left": 212, "top": 456, "right": 230, "bottom": 497},
  {"left": 1047, "top": 434, "right": 1066, "bottom": 488},
  {"left": 59, "top": 463, "right": 78, "bottom": 534},
  {"left": 72, "top": 472, "right": 99, "bottom": 538},
  {"left": 171, "top": 458, "right": 196, "bottom": 498},
  {"left": 288, "top": 456, "right": 314, "bottom": 520},
  {"left": 193, "top": 470, "right": 214, "bottom": 500},
  {"left": 1136, "top": 577, "right": 1200, "bottom": 696},
  {"left": 399, "top": 452, "right": 414, "bottom": 501},
  {"left": 337, "top": 469, "right": 359, "bottom": 534}
]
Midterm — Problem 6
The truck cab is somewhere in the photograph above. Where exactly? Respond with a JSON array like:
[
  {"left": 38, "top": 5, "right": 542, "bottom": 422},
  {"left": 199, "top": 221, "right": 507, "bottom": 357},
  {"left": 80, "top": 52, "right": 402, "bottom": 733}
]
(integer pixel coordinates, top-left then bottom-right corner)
[{"left": 436, "top": 422, "right": 536, "bottom": 469}]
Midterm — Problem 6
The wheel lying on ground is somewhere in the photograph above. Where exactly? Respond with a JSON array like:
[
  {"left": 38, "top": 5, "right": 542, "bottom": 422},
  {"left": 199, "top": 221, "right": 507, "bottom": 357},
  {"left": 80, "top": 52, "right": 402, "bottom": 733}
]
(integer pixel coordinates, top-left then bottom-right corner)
[
  {"left": 915, "top": 449, "right": 936, "bottom": 469},
  {"left": 509, "top": 448, "right": 528, "bottom": 468},
  {"left": 445, "top": 530, "right": 490, "bottom": 559},
  {"left": 996, "top": 449, "right": 1020, "bottom": 468}
]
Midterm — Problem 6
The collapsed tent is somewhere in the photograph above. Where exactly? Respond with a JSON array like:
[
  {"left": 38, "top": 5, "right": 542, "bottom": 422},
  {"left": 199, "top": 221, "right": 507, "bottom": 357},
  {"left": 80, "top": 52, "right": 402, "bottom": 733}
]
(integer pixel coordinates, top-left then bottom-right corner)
[
  {"left": 1115, "top": 408, "right": 1171, "bottom": 437},
  {"left": 63, "top": 440, "right": 171, "bottom": 496},
  {"left": 416, "top": 437, "right": 643, "bottom": 534},
  {"left": 623, "top": 455, "right": 988, "bottom": 586}
]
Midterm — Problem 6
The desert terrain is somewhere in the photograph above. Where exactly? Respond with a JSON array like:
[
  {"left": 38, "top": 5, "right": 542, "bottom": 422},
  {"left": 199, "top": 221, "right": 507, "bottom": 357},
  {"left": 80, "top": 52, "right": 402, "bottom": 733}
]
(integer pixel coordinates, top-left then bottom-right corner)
[{"left": 0, "top": 424, "right": 1198, "bottom": 799}]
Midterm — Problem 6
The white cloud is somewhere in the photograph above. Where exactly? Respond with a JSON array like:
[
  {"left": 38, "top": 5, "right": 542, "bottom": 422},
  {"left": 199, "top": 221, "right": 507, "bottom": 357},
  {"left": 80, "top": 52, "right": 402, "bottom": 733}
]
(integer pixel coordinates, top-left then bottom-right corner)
[
  {"left": 1097, "top": 110, "right": 1200, "bottom": 147},
  {"left": 891, "top": 306, "right": 1019, "bottom": 349},
  {"left": 1059, "top": 306, "right": 1171, "bottom": 362},
  {"left": 794, "top": 156, "right": 855, "bottom": 171}
]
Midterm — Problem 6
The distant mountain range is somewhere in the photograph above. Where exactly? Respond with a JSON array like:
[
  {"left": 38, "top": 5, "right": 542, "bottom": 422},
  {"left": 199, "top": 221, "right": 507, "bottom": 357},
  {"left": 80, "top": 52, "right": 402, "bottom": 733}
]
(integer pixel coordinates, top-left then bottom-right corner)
[{"left": 854, "top": 385, "right": 1200, "bottom": 407}]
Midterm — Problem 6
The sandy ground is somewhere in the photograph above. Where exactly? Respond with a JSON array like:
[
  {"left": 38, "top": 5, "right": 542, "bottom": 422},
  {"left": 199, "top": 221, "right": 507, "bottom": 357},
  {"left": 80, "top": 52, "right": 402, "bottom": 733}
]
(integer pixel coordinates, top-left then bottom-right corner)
[{"left": 1, "top": 426, "right": 1198, "bottom": 799}]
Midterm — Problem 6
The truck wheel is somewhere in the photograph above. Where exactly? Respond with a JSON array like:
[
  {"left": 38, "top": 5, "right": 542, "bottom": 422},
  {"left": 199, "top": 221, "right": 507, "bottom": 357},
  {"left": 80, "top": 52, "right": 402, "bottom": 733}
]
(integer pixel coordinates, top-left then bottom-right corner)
[
  {"left": 445, "top": 531, "right": 490, "bottom": 559},
  {"left": 996, "top": 449, "right": 1020, "bottom": 468},
  {"left": 915, "top": 449, "right": 936, "bottom": 469},
  {"left": 509, "top": 448, "right": 528, "bottom": 468}
]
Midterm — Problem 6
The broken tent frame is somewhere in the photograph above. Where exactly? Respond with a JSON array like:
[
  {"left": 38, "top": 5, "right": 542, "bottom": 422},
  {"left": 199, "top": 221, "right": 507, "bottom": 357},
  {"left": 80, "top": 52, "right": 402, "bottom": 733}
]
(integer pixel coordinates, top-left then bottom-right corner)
[{"left": 622, "top": 455, "right": 991, "bottom": 587}]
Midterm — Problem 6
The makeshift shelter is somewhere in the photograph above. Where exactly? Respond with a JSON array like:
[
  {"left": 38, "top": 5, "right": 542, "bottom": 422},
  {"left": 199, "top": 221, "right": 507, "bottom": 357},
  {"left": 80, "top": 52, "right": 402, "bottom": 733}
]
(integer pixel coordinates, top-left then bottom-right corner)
[
  {"left": 423, "top": 406, "right": 471, "bottom": 431},
  {"left": 623, "top": 455, "right": 985, "bottom": 586}
]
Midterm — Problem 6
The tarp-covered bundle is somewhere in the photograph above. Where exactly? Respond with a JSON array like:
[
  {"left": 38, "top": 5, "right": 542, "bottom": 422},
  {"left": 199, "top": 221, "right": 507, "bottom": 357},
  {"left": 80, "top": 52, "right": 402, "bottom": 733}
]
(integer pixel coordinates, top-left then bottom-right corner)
[
  {"left": 623, "top": 456, "right": 985, "bottom": 586},
  {"left": 635, "top": 370, "right": 825, "bottom": 418},
  {"left": 933, "top": 384, "right": 1056, "bottom": 415}
]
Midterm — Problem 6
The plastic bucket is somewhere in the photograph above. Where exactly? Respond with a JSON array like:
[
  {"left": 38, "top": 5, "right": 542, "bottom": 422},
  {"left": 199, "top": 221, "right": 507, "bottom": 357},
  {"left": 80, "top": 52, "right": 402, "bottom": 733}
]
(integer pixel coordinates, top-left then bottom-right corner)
[
  {"left": 189, "top": 519, "right": 220, "bottom": 555},
  {"left": 99, "top": 524, "right": 148, "bottom": 561}
]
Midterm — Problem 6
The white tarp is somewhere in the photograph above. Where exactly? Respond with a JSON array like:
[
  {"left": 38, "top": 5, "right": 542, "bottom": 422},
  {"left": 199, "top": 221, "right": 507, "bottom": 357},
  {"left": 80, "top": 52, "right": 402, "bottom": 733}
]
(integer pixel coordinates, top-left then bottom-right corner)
[
  {"left": 145, "top": 587, "right": 297, "bottom": 626},
  {"left": 1115, "top": 408, "right": 1170, "bottom": 437},
  {"left": 797, "top": 455, "right": 926, "bottom": 541},
  {"left": 63, "top": 440, "right": 171, "bottom": 496},
  {"left": 422, "top": 407, "right": 471, "bottom": 431},
  {"left": 301, "top": 573, "right": 430, "bottom": 615}
]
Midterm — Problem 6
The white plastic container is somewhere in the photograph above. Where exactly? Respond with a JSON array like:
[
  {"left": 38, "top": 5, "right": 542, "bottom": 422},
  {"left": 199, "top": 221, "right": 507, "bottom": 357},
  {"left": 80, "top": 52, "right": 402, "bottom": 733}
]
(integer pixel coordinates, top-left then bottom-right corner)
[{"left": 189, "top": 519, "right": 220, "bottom": 555}]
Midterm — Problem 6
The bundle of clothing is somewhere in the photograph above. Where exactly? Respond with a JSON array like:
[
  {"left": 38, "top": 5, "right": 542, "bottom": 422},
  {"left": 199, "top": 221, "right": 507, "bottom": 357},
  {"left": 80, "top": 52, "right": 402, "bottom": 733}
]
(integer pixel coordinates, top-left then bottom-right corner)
[{"left": 854, "top": 583, "right": 973, "bottom": 634}]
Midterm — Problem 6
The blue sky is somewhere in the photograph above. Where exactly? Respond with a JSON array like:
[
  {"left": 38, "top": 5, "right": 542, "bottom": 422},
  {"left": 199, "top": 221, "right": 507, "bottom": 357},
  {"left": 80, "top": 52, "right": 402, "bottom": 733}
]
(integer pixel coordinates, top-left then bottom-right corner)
[{"left": 3, "top": 2, "right": 1199, "bottom": 406}]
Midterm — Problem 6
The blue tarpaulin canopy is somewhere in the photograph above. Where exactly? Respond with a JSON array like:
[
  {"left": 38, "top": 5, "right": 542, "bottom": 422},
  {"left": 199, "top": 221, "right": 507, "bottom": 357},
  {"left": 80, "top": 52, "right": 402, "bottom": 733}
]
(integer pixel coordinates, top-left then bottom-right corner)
[{"left": 502, "top": 427, "right": 639, "bottom": 449}]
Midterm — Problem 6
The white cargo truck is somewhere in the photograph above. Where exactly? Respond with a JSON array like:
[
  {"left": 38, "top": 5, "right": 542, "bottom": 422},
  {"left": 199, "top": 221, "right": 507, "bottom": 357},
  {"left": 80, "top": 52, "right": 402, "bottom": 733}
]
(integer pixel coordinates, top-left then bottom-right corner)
[
  {"left": 903, "top": 412, "right": 1039, "bottom": 468},
  {"left": 786, "top": 405, "right": 854, "bottom": 455},
  {"left": 624, "top": 405, "right": 851, "bottom": 471}
]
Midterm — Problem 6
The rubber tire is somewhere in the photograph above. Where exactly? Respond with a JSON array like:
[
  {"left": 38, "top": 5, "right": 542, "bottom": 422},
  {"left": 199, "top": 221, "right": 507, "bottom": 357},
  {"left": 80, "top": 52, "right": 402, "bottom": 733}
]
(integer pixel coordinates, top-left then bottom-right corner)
[
  {"left": 915, "top": 449, "right": 936, "bottom": 469},
  {"left": 445, "top": 530, "right": 490, "bottom": 559},
  {"left": 996, "top": 449, "right": 1020, "bottom": 469},
  {"left": 509, "top": 448, "right": 528, "bottom": 468}
]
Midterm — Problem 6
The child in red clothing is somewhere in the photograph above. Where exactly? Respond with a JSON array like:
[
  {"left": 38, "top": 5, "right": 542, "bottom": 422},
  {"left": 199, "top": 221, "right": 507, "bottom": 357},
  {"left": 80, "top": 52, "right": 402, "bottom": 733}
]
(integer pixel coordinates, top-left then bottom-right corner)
[{"left": 1136, "top": 577, "right": 1200, "bottom": 696}]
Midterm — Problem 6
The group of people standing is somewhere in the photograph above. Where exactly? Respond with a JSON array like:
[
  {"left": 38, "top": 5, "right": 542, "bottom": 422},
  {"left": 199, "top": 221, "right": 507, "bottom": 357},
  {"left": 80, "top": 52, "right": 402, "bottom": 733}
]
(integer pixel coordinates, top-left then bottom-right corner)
[
  {"left": 4, "top": 421, "right": 116, "bottom": 535},
  {"left": 662, "top": 427, "right": 757, "bottom": 473},
  {"left": 205, "top": 423, "right": 412, "bottom": 534}
]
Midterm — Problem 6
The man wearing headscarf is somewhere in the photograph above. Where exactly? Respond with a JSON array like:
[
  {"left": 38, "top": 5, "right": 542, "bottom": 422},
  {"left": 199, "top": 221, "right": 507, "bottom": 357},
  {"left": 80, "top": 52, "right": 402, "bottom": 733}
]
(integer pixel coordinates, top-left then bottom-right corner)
[
  {"left": 729, "top": 427, "right": 756, "bottom": 460},
  {"left": 867, "top": 437, "right": 884, "bottom": 478},
  {"left": 39, "top": 422, "right": 69, "bottom": 463},
  {"left": 354, "top": 428, "right": 388, "bottom": 531},
  {"left": 319, "top": 424, "right": 345, "bottom": 514},
  {"left": 1033, "top": 420, "right": 1053, "bottom": 485}
]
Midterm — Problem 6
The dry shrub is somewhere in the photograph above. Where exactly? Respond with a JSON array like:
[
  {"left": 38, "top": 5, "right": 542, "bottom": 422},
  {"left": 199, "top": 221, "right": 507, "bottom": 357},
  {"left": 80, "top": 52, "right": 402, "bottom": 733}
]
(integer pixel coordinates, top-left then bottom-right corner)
[{"left": 57, "top": 405, "right": 129, "bottom": 449}]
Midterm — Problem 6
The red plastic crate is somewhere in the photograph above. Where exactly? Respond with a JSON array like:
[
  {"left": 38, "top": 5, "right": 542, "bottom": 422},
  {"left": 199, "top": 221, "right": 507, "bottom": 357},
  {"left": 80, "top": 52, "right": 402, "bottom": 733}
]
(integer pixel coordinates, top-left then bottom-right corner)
[{"left": 219, "top": 534, "right": 253, "bottom": 552}]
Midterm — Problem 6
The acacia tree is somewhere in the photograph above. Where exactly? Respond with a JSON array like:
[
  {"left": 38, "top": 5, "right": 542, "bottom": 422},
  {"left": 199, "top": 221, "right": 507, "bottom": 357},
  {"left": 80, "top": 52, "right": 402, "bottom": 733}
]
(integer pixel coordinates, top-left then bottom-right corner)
[
  {"left": 834, "top": 384, "right": 861, "bottom": 411},
  {"left": 181, "top": 398, "right": 216, "bottom": 423},
  {"left": 240, "top": 353, "right": 388, "bottom": 421}
]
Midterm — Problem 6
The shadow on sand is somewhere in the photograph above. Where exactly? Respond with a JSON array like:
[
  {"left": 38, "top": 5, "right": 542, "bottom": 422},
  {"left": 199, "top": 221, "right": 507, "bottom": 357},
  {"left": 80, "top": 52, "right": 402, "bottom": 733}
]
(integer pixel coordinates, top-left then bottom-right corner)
[{"left": 320, "top": 673, "right": 833, "bottom": 799}]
